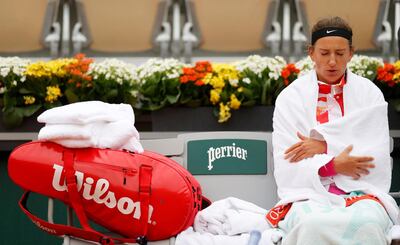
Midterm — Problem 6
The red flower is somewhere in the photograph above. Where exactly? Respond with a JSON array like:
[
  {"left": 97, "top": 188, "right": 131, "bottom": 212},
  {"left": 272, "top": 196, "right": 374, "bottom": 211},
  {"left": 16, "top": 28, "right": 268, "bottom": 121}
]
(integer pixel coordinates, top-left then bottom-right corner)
[
  {"left": 280, "top": 63, "right": 300, "bottom": 86},
  {"left": 195, "top": 80, "right": 204, "bottom": 86},
  {"left": 179, "top": 61, "right": 212, "bottom": 86},
  {"left": 377, "top": 63, "right": 397, "bottom": 87},
  {"left": 281, "top": 69, "right": 290, "bottom": 79},
  {"left": 65, "top": 53, "right": 94, "bottom": 85},
  {"left": 180, "top": 76, "right": 189, "bottom": 83}
]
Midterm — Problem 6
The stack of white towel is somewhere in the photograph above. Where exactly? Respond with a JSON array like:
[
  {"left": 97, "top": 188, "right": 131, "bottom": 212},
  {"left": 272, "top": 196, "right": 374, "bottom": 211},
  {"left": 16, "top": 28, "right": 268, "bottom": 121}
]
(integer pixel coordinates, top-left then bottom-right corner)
[
  {"left": 176, "top": 197, "right": 284, "bottom": 245},
  {"left": 37, "top": 101, "right": 144, "bottom": 153}
]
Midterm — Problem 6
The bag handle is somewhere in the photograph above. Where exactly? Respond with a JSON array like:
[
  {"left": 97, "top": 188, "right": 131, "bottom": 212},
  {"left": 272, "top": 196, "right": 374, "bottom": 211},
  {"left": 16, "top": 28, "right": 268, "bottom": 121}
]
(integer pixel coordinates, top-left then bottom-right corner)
[
  {"left": 19, "top": 191, "right": 120, "bottom": 245},
  {"left": 17, "top": 150, "right": 154, "bottom": 245},
  {"left": 62, "top": 150, "right": 93, "bottom": 231}
]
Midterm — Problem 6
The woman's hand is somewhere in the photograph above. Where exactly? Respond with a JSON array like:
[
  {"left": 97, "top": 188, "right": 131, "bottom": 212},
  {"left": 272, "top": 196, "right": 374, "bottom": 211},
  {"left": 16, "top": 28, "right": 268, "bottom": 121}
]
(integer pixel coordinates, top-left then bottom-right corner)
[
  {"left": 333, "top": 145, "right": 375, "bottom": 180},
  {"left": 284, "top": 132, "right": 327, "bottom": 162}
]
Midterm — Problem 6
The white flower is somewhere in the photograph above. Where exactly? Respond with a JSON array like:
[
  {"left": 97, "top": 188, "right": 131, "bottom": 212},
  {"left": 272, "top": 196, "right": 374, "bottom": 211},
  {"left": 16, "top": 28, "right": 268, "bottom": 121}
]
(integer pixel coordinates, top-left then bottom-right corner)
[
  {"left": 243, "top": 77, "right": 251, "bottom": 84},
  {"left": 88, "top": 58, "right": 139, "bottom": 85},
  {"left": 136, "top": 58, "right": 184, "bottom": 84},
  {"left": 347, "top": 55, "right": 383, "bottom": 81},
  {"left": 234, "top": 55, "right": 286, "bottom": 81},
  {"left": 0, "top": 57, "right": 30, "bottom": 78},
  {"left": 229, "top": 79, "right": 239, "bottom": 87},
  {"left": 295, "top": 56, "right": 314, "bottom": 77}
]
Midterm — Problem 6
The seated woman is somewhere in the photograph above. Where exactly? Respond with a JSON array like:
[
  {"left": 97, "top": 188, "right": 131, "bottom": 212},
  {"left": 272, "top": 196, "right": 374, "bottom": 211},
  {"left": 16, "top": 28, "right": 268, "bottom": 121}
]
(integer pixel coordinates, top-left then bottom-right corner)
[{"left": 269, "top": 16, "right": 399, "bottom": 244}]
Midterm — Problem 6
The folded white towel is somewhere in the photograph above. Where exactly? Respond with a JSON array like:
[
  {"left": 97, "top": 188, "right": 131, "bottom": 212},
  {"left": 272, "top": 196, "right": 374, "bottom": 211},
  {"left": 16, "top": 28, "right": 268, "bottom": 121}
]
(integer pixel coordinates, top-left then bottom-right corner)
[
  {"left": 37, "top": 101, "right": 144, "bottom": 153},
  {"left": 38, "top": 121, "right": 140, "bottom": 141},
  {"left": 39, "top": 120, "right": 143, "bottom": 153},
  {"left": 37, "top": 101, "right": 135, "bottom": 125},
  {"left": 176, "top": 227, "right": 251, "bottom": 245},
  {"left": 391, "top": 225, "right": 400, "bottom": 239},
  {"left": 194, "top": 197, "right": 270, "bottom": 236},
  {"left": 176, "top": 223, "right": 283, "bottom": 245},
  {"left": 53, "top": 136, "right": 143, "bottom": 153}
]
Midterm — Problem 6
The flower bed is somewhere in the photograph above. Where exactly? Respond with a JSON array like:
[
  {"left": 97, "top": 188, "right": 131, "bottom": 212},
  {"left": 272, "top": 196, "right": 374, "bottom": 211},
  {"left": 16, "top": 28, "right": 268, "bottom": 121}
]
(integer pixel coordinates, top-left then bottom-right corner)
[{"left": 0, "top": 54, "right": 399, "bottom": 128}]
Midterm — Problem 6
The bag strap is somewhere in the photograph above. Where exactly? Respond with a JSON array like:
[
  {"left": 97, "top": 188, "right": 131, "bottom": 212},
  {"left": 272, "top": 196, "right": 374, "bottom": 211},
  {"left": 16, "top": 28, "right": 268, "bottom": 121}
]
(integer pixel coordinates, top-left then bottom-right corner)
[
  {"left": 138, "top": 165, "right": 153, "bottom": 243},
  {"left": 19, "top": 191, "right": 120, "bottom": 245},
  {"left": 17, "top": 150, "right": 154, "bottom": 245},
  {"left": 63, "top": 150, "right": 93, "bottom": 231}
]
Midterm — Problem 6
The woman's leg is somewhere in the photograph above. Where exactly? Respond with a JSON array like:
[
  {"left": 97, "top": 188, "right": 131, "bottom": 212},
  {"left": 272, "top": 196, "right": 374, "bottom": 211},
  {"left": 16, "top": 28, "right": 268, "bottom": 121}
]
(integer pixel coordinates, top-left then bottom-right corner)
[{"left": 278, "top": 199, "right": 392, "bottom": 245}]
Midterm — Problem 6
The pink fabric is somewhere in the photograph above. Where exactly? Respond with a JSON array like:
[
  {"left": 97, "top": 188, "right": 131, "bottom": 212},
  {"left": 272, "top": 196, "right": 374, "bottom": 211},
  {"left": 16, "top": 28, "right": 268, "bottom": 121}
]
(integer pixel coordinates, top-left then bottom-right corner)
[
  {"left": 318, "top": 159, "right": 336, "bottom": 177},
  {"left": 316, "top": 75, "right": 347, "bottom": 195}
]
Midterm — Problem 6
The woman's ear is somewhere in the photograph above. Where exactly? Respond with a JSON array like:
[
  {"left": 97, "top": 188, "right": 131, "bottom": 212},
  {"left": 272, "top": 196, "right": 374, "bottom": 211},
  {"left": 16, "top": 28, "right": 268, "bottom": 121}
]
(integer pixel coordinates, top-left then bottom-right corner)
[
  {"left": 348, "top": 46, "right": 355, "bottom": 61},
  {"left": 308, "top": 45, "right": 315, "bottom": 61}
]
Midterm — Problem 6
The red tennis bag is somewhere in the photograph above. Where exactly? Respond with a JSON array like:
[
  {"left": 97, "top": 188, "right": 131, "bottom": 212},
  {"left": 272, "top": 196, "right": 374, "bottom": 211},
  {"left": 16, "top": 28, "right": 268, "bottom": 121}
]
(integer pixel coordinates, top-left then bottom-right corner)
[{"left": 8, "top": 140, "right": 209, "bottom": 245}]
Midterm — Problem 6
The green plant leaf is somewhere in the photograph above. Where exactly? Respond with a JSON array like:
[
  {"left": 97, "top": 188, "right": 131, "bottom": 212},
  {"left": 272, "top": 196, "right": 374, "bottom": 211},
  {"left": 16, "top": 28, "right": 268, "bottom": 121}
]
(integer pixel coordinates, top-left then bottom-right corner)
[
  {"left": 17, "top": 104, "right": 41, "bottom": 117},
  {"left": 390, "top": 99, "right": 400, "bottom": 112},
  {"left": 2, "top": 108, "right": 23, "bottom": 128},
  {"left": 64, "top": 88, "right": 80, "bottom": 103}
]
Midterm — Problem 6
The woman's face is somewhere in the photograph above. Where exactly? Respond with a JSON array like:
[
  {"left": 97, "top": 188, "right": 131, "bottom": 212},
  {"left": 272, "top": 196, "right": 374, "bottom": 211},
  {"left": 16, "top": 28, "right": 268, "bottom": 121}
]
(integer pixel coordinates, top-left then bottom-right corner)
[{"left": 308, "top": 36, "right": 353, "bottom": 84}]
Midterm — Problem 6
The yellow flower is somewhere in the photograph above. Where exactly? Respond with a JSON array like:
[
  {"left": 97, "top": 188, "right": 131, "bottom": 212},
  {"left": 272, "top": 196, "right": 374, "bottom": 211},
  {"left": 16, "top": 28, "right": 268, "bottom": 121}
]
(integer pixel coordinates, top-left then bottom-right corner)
[
  {"left": 25, "top": 59, "right": 75, "bottom": 78},
  {"left": 212, "top": 64, "right": 240, "bottom": 86},
  {"left": 210, "top": 89, "right": 221, "bottom": 104},
  {"left": 228, "top": 94, "right": 241, "bottom": 110},
  {"left": 394, "top": 60, "right": 400, "bottom": 70},
  {"left": 23, "top": 96, "right": 35, "bottom": 105},
  {"left": 205, "top": 64, "right": 240, "bottom": 90},
  {"left": 45, "top": 85, "right": 62, "bottom": 103},
  {"left": 237, "top": 87, "right": 244, "bottom": 93},
  {"left": 218, "top": 102, "right": 231, "bottom": 123},
  {"left": 203, "top": 73, "right": 213, "bottom": 85},
  {"left": 210, "top": 76, "right": 225, "bottom": 89}
]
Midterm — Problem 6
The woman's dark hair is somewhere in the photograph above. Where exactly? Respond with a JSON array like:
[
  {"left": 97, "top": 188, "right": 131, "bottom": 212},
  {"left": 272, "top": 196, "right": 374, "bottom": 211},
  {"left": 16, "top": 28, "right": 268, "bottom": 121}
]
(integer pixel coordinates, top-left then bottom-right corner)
[{"left": 311, "top": 16, "right": 353, "bottom": 47}]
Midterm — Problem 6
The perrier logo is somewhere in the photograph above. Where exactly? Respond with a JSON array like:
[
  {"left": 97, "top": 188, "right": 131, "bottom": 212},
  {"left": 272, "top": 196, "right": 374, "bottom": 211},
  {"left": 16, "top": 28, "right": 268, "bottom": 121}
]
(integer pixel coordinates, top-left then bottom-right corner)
[
  {"left": 207, "top": 143, "right": 248, "bottom": 170},
  {"left": 187, "top": 139, "right": 267, "bottom": 175}
]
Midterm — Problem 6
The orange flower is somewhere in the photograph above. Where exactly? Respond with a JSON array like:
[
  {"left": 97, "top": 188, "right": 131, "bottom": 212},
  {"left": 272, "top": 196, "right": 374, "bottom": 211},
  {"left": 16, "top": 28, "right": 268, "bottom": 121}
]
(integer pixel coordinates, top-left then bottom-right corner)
[
  {"left": 281, "top": 69, "right": 290, "bottom": 79},
  {"left": 194, "top": 80, "right": 204, "bottom": 86},
  {"left": 377, "top": 63, "right": 397, "bottom": 87},
  {"left": 65, "top": 53, "right": 93, "bottom": 85},
  {"left": 179, "top": 61, "right": 212, "bottom": 86},
  {"left": 281, "top": 63, "right": 300, "bottom": 86},
  {"left": 180, "top": 76, "right": 189, "bottom": 83}
]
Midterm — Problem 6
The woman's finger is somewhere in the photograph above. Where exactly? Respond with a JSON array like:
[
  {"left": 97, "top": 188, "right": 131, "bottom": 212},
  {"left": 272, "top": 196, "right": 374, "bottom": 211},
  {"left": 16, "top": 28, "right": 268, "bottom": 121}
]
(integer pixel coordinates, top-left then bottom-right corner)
[
  {"left": 297, "top": 132, "right": 307, "bottom": 140},
  {"left": 285, "top": 146, "right": 303, "bottom": 160},
  {"left": 291, "top": 151, "right": 308, "bottom": 163},
  {"left": 285, "top": 141, "right": 302, "bottom": 154}
]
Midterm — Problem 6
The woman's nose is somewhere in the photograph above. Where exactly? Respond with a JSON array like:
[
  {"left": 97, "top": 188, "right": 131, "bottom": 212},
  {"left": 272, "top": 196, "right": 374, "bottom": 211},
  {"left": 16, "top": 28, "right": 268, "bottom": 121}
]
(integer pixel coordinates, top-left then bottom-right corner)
[{"left": 328, "top": 54, "right": 336, "bottom": 66}]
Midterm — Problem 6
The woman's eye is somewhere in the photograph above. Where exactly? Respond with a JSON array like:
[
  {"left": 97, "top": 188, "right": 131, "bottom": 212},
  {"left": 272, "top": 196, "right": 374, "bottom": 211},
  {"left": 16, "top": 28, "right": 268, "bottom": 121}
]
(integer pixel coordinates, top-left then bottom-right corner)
[{"left": 321, "top": 53, "right": 328, "bottom": 56}]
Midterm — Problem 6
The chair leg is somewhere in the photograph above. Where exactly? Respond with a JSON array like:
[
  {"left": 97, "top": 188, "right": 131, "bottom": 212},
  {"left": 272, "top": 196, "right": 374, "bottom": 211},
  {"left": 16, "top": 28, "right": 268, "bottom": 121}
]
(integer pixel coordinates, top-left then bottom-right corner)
[{"left": 392, "top": 239, "right": 400, "bottom": 245}]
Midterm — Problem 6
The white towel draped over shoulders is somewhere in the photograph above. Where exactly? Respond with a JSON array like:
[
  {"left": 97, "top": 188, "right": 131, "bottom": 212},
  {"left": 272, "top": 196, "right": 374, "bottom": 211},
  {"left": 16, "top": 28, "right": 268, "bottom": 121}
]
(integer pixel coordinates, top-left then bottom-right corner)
[{"left": 272, "top": 70, "right": 399, "bottom": 224}]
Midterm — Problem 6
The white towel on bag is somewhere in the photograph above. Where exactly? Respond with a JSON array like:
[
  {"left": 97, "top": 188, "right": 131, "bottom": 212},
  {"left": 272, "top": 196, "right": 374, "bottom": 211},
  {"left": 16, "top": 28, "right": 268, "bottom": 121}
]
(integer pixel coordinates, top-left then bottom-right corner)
[
  {"left": 37, "top": 101, "right": 143, "bottom": 153},
  {"left": 37, "top": 101, "right": 135, "bottom": 124}
]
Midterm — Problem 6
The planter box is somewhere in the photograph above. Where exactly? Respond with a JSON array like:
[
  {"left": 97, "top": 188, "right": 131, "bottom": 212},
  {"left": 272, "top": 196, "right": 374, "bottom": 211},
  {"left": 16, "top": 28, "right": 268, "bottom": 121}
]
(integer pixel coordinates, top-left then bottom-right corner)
[
  {"left": 388, "top": 103, "right": 400, "bottom": 130},
  {"left": 151, "top": 106, "right": 274, "bottom": 131}
]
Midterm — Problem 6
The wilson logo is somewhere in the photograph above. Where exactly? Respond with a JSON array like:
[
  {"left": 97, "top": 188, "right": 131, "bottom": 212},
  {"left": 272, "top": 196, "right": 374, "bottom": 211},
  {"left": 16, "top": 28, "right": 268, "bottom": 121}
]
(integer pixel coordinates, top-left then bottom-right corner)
[{"left": 51, "top": 164, "right": 154, "bottom": 224}]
